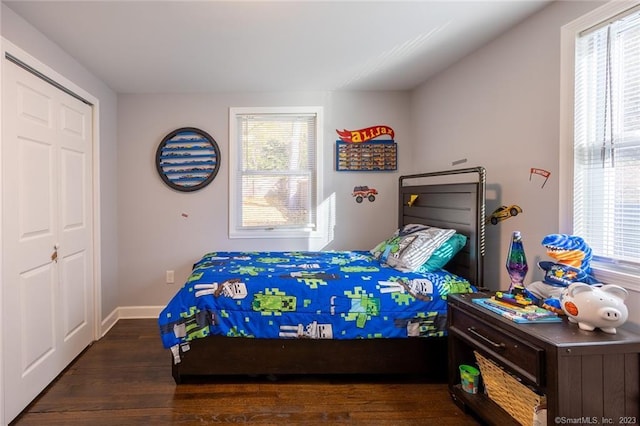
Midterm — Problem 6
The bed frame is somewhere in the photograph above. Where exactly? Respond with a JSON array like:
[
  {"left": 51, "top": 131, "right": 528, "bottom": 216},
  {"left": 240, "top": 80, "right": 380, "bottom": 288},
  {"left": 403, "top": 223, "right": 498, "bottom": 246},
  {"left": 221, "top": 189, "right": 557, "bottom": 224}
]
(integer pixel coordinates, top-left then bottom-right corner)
[{"left": 171, "top": 167, "right": 486, "bottom": 383}]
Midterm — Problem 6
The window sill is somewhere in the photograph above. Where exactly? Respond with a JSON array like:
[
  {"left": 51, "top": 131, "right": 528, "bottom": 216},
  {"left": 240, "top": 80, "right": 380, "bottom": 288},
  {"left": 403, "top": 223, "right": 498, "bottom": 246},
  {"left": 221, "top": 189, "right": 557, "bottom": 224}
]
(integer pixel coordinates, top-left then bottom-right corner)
[
  {"left": 591, "top": 262, "right": 640, "bottom": 293},
  {"left": 229, "top": 229, "right": 320, "bottom": 239}
]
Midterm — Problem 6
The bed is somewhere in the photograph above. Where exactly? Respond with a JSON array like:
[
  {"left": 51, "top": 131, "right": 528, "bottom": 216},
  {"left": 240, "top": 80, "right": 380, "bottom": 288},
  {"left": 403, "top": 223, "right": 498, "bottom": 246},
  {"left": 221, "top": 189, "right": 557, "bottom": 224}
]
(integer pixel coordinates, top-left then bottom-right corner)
[{"left": 159, "top": 167, "right": 486, "bottom": 383}]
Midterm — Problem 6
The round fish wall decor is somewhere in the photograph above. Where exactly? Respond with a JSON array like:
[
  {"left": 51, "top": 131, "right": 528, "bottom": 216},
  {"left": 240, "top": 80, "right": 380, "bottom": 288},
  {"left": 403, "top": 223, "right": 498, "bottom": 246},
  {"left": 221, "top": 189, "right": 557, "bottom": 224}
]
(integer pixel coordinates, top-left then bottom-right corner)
[{"left": 155, "top": 127, "right": 221, "bottom": 192}]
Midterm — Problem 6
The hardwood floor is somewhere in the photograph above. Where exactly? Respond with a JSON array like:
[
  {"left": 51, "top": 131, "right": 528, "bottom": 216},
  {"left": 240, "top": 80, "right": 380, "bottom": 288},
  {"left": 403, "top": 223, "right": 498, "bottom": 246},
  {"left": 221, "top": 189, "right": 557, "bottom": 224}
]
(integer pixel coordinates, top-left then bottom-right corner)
[{"left": 10, "top": 319, "right": 481, "bottom": 425}]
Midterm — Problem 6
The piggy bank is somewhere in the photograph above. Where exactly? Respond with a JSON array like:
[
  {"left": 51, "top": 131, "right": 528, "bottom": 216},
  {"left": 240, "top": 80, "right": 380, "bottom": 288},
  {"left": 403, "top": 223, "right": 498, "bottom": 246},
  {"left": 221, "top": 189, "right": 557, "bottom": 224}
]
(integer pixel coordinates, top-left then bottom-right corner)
[{"left": 560, "top": 283, "right": 628, "bottom": 334}]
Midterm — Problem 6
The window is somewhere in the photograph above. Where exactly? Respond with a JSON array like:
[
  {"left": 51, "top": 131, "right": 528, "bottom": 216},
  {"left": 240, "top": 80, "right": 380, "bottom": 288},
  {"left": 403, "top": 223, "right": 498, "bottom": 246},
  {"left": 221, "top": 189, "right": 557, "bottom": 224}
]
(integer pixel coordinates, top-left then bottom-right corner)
[
  {"left": 229, "top": 107, "right": 323, "bottom": 238},
  {"left": 561, "top": 1, "right": 640, "bottom": 289}
]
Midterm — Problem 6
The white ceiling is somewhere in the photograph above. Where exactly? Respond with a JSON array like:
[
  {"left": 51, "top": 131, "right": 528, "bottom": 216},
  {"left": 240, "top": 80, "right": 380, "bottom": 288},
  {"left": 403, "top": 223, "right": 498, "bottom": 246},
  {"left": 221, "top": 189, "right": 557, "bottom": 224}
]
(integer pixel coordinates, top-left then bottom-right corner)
[{"left": 3, "top": 1, "right": 552, "bottom": 94}]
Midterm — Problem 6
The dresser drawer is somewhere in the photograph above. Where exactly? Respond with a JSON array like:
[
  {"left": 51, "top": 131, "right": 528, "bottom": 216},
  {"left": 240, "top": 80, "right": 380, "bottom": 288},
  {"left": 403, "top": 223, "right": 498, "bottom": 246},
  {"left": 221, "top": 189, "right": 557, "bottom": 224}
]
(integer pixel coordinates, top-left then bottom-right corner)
[{"left": 449, "top": 304, "right": 544, "bottom": 386}]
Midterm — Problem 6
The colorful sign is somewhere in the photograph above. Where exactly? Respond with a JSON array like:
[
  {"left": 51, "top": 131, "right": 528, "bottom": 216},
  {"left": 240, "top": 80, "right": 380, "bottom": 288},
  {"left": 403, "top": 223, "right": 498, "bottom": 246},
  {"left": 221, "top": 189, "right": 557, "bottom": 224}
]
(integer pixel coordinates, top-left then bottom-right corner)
[
  {"left": 336, "top": 139, "right": 397, "bottom": 171},
  {"left": 336, "top": 125, "right": 394, "bottom": 143}
]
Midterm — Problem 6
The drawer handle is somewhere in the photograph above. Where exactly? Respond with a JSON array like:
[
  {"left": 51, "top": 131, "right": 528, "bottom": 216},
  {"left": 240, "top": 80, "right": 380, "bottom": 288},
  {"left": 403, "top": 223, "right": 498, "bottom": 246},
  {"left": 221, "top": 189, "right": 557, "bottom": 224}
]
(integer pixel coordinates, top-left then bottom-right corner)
[{"left": 467, "top": 327, "right": 506, "bottom": 351}]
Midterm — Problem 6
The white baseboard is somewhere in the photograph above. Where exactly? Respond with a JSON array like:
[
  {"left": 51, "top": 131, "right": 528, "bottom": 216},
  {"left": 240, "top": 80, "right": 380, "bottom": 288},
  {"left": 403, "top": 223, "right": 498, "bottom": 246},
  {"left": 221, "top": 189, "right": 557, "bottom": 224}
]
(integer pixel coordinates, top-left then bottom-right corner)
[
  {"left": 100, "top": 308, "right": 119, "bottom": 337},
  {"left": 100, "top": 306, "right": 164, "bottom": 337}
]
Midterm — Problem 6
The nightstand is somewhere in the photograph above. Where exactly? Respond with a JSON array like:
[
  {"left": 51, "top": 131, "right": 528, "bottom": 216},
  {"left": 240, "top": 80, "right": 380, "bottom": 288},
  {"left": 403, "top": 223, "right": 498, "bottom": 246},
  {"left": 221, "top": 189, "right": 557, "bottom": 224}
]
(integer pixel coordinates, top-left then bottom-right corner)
[{"left": 447, "top": 292, "right": 640, "bottom": 425}]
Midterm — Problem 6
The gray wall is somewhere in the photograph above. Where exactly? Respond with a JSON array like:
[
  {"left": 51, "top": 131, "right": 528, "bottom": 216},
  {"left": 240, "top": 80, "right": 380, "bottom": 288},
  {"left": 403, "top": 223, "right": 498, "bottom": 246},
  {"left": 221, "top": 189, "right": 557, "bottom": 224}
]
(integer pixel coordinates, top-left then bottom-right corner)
[
  {"left": 409, "top": 0, "right": 640, "bottom": 331},
  {"left": 117, "top": 91, "right": 412, "bottom": 306},
  {"left": 410, "top": 0, "right": 605, "bottom": 289},
  {"left": 4, "top": 0, "right": 637, "bottom": 330}
]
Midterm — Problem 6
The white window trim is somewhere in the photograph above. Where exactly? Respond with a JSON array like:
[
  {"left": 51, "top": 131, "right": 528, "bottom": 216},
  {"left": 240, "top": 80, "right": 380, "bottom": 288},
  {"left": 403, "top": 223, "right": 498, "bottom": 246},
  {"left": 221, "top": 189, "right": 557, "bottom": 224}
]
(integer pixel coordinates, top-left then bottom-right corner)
[
  {"left": 228, "top": 106, "right": 324, "bottom": 239},
  {"left": 560, "top": 0, "right": 640, "bottom": 292}
]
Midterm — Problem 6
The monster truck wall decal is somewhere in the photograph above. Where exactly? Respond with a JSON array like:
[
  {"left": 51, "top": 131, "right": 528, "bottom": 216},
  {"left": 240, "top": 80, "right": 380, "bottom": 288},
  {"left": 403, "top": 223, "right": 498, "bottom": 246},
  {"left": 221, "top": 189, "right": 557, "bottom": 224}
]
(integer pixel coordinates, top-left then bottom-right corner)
[{"left": 352, "top": 186, "right": 378, "bottom": 203}]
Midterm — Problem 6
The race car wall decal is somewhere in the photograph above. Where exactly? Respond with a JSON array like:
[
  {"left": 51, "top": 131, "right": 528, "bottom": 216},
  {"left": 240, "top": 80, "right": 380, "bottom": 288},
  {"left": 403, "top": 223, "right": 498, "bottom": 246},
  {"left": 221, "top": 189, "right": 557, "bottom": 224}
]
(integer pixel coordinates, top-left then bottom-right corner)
[{"left": 488, "top": 205, "right": 523, "bottom": 225}]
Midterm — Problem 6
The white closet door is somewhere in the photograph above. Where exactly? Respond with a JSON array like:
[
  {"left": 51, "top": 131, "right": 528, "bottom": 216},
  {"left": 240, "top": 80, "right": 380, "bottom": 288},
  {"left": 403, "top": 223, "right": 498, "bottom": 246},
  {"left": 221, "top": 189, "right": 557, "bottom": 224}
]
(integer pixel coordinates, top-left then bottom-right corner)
[{"left": 2, "top": 57, "right": 95, "bottom": 423}]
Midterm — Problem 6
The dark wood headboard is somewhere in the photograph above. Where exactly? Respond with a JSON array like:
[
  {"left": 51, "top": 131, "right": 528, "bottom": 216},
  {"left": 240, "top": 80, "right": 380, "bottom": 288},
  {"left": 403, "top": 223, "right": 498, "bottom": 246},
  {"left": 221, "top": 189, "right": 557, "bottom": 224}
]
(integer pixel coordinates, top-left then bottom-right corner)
[{"left": 398, "top": 167, "right": 486, "bottom": 288}]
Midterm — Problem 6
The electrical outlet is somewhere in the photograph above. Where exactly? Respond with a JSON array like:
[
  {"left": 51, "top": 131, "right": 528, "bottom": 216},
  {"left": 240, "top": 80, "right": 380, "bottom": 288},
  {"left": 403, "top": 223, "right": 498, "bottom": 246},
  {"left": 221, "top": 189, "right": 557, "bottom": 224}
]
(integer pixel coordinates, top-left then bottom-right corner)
[{"left": 166, "top": 270, "right": 175, "bottom": 284}]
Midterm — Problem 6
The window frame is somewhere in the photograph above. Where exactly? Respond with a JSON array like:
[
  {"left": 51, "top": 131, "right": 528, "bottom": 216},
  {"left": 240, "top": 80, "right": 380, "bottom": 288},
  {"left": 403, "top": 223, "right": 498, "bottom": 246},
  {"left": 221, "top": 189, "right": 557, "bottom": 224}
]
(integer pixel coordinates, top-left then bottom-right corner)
[
  {"left": 228, "top": 106, "right": 323, "bottom": 239},
  {"left": 560, "top": 0, "right": 640, "bottom": 292}
]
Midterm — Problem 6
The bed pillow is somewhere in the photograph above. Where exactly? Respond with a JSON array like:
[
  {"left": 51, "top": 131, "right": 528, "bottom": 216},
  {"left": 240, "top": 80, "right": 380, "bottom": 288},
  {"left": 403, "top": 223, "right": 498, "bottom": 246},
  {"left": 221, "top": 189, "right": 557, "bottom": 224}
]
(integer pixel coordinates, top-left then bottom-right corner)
[
  {"left": 370, "top": 224, "right": 456, "bottom": 272},
  {"left": 417, "top": 233, "right": 468, "bottom": 273}
]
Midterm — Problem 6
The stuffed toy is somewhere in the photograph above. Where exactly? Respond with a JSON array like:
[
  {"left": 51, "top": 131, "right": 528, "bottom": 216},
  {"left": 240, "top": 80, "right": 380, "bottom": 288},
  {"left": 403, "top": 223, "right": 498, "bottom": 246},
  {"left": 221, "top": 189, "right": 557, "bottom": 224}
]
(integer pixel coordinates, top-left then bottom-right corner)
[{"left": 524, "top": 234, "right": 599, "bottom": 313}]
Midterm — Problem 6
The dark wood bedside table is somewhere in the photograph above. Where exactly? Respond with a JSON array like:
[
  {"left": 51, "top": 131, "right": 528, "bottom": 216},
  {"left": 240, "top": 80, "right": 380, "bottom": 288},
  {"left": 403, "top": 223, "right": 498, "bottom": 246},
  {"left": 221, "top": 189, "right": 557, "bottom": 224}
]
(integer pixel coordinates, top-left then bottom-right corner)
[{"left": 447, "top": 292, "right": 640, "bottom": 425}]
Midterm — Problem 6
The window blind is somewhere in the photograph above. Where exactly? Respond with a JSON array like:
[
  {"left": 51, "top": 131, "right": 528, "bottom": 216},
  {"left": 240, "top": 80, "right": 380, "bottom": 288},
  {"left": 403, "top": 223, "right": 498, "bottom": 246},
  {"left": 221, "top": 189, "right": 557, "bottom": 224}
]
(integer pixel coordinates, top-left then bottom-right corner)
[
  {"left": 234, "top": 112, "right": 317, "bottom": 230},
  {"left": 574, "top": 8, "right": 640, "bottom": 269}
]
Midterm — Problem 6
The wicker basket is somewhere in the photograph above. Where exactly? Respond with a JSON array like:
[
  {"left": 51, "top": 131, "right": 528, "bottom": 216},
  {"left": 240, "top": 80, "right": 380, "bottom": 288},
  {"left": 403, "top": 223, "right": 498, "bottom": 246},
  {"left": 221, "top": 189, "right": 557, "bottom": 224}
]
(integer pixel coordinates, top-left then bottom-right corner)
[{"left": 474, "top": 351, "right": 546, "bottom": 426}]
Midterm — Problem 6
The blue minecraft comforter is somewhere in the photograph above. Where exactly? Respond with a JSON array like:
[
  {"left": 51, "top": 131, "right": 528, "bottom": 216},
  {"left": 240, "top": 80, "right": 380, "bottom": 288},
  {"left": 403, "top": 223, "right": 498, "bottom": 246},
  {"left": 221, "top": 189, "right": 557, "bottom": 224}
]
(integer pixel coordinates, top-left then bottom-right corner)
[{"left": 158, "top": 251, "right": 474, "bottom": 352}]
